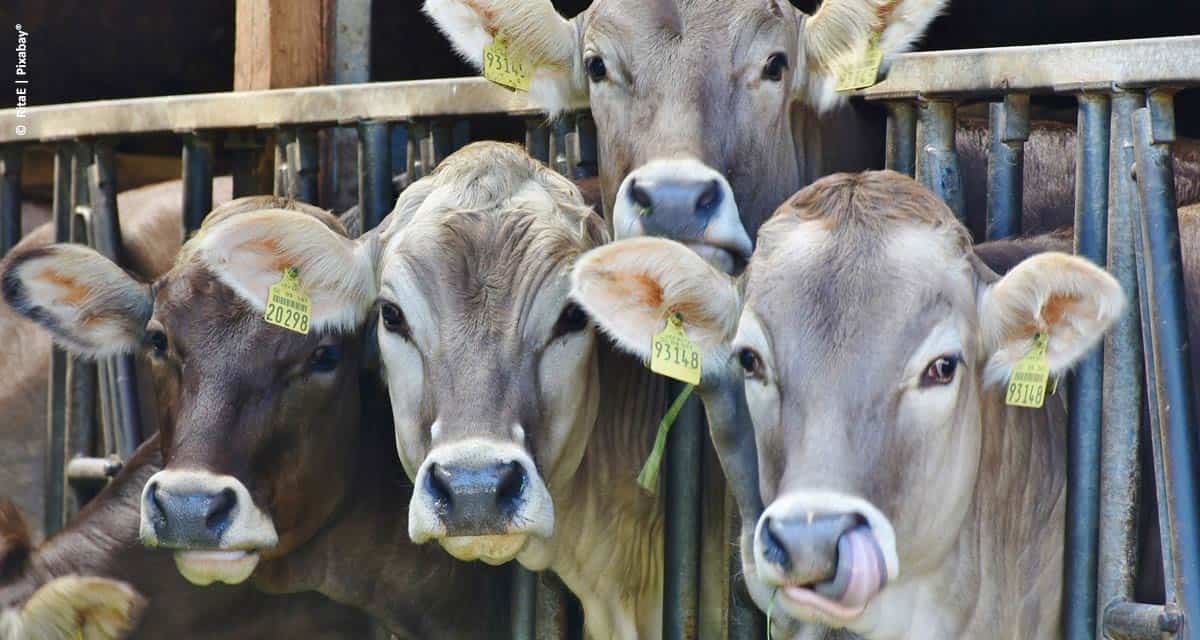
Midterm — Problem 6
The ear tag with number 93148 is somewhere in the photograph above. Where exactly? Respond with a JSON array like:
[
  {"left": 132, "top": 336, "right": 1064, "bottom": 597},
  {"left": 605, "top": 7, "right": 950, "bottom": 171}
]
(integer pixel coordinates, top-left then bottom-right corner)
[
  {"left": 483, "top": 37, "right": 531, "bottom": 92},
  {"left": 264, "top": 267, "right": 312, "bottom": 335},
  {"left": 650, "top": 313, "right": 702, "bottom": 385},
  {"left": 1006, "top": 332, "right": 1050, "bottom": 408}
]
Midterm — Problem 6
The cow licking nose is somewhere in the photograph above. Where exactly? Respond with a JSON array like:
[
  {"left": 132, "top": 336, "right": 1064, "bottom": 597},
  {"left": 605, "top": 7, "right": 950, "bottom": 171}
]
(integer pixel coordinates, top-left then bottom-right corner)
[
  {"left": 613, "top": 158, "right": 752, "bottom": 274},
  {"left": 425, "top": 460, "right": 528, "bottom": 536}
]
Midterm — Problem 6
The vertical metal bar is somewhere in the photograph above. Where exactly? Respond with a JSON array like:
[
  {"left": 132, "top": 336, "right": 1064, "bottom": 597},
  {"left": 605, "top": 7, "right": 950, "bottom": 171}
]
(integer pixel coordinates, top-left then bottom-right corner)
[
  {"left": 511, "top": 563, "right": 536, "bottom": 640},
  {"left": 534, "top": 574, "right": 569, "bottom": 640},
  {"left": 182, "top": 133, "right": 214, "bottom": 237},
  {"left": 357, "top": 120, "right": 392, "bottom": 233},
  {"left": 1133, "top": 90, "right": 1200, "bottom": 640},
  {"left": 884, "top": 101, "right": 917, "bottom": 178},
  {"left": 985, "top": 94, "right": 1030, "bottom": 241},
  {"left": 228, "top": 131, "right": 268, "bottom": 198},
  {"left": 44, "top": 145, "right": 72, "bottom": 535},
  {"left": 551, "top": 118, "right": 572, "bottom": 176},
  {"left": 407, "top": 121, "right": 427, "bottom": 180},
  {"left": 916, "top": 99, "right": 964, "bottom": 221},
  {"left": 65, "top": 141, "right": 97, "bottom": 516},
  {"left": 89, "top": 142, "right": 142, "bottom": 460},
  {"left": 274, "top": 130, "right": 290, "bottom": 198},
  {"left": 664, "top": 382, "right": 703, "bottom": 640},
  {"left": 0, "top": 146, "right": 21, "bottom": 254},
  {"left": 1065, "top": 92, "right": 1110, "bottom": 640},
  {"left": 574, "top": 113, "right": 598, "bottom": 179},
  {"left": 525, "top": 119, "right": 550, "bottom": 165},
  {"left": 430, "top": 121, "right": 454, "bottom": 168},
  {"left": 286, "top": 129, "right": 319, "bottom": 204}
]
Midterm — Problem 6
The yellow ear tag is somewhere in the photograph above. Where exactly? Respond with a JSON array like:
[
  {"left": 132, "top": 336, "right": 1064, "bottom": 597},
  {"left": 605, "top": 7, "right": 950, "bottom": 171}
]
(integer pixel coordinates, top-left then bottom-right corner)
[
  {"left": 1006, "top": 332, "right": 1050, "bottom": 408},
  {"left": 264, "top": 267, "right": 312, "bottom": 335},
  {"left": 483, "top": 37, "right": 532, "bottom": 92},
  {"left": 650, "top": 313, "right": 702, "bottom": 385},
  {"left": 835, "top": 33, "right": 884, "bottom": 92}
]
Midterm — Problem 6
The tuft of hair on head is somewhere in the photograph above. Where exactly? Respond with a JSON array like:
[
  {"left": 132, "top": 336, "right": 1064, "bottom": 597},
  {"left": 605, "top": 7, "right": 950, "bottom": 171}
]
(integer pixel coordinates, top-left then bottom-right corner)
[
  {"left": 2, "top": 576, "right": 146, "bottom": 640},
  {"left": 0, "top": 500, "right": 31, "bottom": 582}
]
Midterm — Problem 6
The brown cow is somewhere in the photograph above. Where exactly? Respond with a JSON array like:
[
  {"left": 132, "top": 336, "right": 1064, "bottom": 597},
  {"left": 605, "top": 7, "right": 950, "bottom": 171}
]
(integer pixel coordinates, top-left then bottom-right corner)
[
  {"left": 571, "top": 171, "right": 1125, "bottom": 638},
  {"left": 1, "top": 197, "right": 512, "bottom": 637}
]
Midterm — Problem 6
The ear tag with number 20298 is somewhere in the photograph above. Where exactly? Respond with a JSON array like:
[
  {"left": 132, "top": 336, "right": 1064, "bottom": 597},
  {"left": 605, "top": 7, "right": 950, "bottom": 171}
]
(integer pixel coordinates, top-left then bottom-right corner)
[
  {"left": 1006, "top": 332, "right": 1050, "bottom": 408},
  {"left": 483, "top": 37, "right": 531, "bottom": 92},
  {"left": 264, "top": 267, "right": 312, "bottom": 335},
  {"left": 651, "top": 313, "right": 702, "bottom": 385}
]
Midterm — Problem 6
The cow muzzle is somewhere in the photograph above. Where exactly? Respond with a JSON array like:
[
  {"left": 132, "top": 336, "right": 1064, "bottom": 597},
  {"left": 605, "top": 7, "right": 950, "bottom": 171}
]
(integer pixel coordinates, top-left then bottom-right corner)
[
  {"left": 613, "top": 157, "right": 751, "bottom": 274},
  {"left": 752, "top": 492, "right": 899, "bottom": 625},
  {"left": 139, "top": 470, "right": 278, "bottom": 586},
  {"left": 408, "top": 439, "right": 554, "bottom": 565}
]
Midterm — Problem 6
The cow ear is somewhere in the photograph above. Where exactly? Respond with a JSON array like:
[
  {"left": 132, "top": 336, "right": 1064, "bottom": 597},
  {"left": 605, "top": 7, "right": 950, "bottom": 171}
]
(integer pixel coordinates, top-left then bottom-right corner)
[
  {"left": 799, "top": 0, "right": 948, "bottom": 112},
  {"left": 978, "top": 252, "right": 1124, "bottom": 386},
  {"left": 1, "top": 245, "right": 152, "bottom": 358},
  {"left": 10, "top": 575, "right": 146, "bottom": 640},
  {"left": 570, "top": 237, "right": 740, "bottom": 374},
  {"left": 194, "top": 210, "right": 377, "bottom": 334},
  {"left": 423, "top": 0, "right": 585, "bottom": 115}
]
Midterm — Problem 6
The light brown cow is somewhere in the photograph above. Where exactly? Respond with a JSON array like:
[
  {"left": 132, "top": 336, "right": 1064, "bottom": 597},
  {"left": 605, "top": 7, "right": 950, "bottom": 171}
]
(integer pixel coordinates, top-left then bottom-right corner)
[{"left": 571, "top": 171, "right": 1124, "bottom": 638}]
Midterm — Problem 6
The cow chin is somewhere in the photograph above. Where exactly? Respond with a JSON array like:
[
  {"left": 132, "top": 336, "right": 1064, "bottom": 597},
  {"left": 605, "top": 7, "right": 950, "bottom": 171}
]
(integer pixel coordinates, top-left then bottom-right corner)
[
  {"left": 173, "top": 550, "right": 260, "bottom": 586},
  {"left": 440, "top": 534, "right": 530, "bottom": 565}
]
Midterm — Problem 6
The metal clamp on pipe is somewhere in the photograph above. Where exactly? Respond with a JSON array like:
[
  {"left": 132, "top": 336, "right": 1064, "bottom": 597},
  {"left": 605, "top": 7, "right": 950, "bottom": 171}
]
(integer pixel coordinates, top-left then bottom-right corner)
[{"left": 66, "top": 455, "right": 124, "bottom": 486}]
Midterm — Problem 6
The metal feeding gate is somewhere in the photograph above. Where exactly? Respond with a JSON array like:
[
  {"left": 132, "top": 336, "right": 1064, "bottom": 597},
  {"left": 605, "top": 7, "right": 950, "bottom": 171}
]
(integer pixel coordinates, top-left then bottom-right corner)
[{"left": 0, "top": 34, "right": 1198, "bottom": 640}]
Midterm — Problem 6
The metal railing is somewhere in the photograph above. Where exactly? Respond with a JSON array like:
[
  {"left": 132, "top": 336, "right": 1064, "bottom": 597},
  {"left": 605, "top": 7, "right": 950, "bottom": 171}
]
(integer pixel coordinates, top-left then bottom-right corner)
[
  {"left": 0, "top": 33, "right": 1198, "bottom": 640},
  {"left": 858, "top": 34, "right": 1200, "bottom": 640}
]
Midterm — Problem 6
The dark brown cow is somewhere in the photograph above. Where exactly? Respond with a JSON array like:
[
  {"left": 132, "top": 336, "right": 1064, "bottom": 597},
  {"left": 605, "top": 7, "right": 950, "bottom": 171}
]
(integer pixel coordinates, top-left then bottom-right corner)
[{"left": 1, "top": 197, "right": 511, "bottom": 638}]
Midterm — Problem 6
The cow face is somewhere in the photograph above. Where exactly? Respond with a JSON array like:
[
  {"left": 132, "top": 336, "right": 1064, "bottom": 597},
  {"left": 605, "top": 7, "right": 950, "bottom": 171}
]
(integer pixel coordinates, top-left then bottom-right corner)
[
  {"left": 571, "top": 172, "right": 1123, "bottom": 635},
  {"left": 376, "top": 142, "right": 607, "bottom": 565},
  {"left": 426, "top": 0, "right": 947, "bottom": 273},
  {"left": 1, "top": 200, "right": 377, "bottom": 587}
]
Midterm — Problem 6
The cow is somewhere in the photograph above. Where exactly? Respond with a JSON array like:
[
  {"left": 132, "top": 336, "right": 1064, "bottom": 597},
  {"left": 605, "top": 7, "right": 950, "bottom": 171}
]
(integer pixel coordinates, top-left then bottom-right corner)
[
  {"left": 1, "top": 196, "right": 512, "bottom": 638},
  {"left": 0, "top": 176, "right": 234, "bottom": 541},
  {"left": 424, "top": 0, "right": 1200, "bottom": 272},
  {"left": 570, "top": 170, "right": 1125, "bottom": 638}
]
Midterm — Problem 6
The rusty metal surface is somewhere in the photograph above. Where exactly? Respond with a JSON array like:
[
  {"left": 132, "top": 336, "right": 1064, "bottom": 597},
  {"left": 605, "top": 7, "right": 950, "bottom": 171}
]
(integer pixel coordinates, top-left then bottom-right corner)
[{"left": 859, "top": 35, "right": 1200, "bottom": 100}]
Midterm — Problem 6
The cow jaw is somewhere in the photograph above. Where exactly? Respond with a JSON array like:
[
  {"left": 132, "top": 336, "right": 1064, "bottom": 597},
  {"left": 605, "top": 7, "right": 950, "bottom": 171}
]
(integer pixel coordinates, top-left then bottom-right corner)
[
  {"left": 173, "top": 550, "right": 260, "bottom": 586},
  {"left": 440, "top": 535, "right": 530, "bottom": 565}
]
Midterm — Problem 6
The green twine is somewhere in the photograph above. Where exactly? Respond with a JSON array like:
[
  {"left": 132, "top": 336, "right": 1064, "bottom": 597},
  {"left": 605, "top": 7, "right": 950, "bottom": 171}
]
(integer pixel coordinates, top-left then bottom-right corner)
[
  {"left": 636, "top": 383, "right": 695, "bottom": 493},
  {"left": 767, "top": 588, "right": 778, "bottom": 640}
]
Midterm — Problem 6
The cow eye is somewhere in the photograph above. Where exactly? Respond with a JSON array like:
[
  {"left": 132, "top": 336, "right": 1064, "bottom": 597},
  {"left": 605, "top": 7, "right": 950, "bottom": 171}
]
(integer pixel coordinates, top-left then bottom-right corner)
[
  {"left": 738, "top": 347, "right": 764, "bottom": 379},
  {"left": 552, "top": 302, "right": 589, "bottom": 339},
  {"left": 380, "top": 302, "right": 411, "bottom": 340},
  {"left": 585, "top": 55, "right": 607, "bottom": 82},
  {"left": 147, "top": 329, "right": 168, "bottom": 357},
  {"left": 922, "top": 355, "right": 959, "bottom": 386},
  {"left": 309, "top": 345, "right": 342, "bottom": 373},
  {"left": 762, "top": 52, "right": 789, "bottom": 82}
]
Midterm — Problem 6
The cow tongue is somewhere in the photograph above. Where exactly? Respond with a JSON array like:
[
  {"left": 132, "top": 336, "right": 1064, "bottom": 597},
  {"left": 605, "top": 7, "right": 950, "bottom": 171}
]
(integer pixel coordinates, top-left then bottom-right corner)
[{"left": 812, "top": 525, "right": 887, "bottom": 609}]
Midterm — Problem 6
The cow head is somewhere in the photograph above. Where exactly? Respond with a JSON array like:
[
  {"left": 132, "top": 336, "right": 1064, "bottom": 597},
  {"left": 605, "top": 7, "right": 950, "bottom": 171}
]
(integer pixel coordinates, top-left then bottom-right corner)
[
  {"left": 373, "top": 142, "right": 606, "bottom": 565},
  {"left": 571, "top": 171, "right": 1124, "bottom": 636},
  {"left": 426, "top": 0, "right": 947, "bottom": 273},
  {"left": 1, "top": 198, "right": 377, "bottom": 587}
]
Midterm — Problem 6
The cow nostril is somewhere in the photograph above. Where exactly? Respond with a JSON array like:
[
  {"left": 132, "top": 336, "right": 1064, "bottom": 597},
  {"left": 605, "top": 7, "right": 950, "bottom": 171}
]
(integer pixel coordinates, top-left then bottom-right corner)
[
  {"left": 696, "top": 179, "right": 721, "bottom": 211},
  {"left": 426, "top": 463, "right": 453, "bottom": 514},
  {"left": 628, "top": 179, "right": 654, "bottom": 210},
  {"left": 762, "top": 518, "right": 791, "bottom": 570},
  {"left": 495, "top": 461, "right": 526, "bottom": 512},
  {"left": 205, "top": 488, "right": 236, "bottom": 533},
  {"left": 148, "top": 482, "right": 167, "bottom": 523}
]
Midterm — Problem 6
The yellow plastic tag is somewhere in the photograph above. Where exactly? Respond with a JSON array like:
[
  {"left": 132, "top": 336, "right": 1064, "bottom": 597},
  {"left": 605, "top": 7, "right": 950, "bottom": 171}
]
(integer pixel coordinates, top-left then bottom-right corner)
[
  {"left": 835, "top": 34, "right": 884, "bottom": 92},
  {"left": 482, "top": 37, "right": 531, "bottom": 92},
  {"left": 1006, "top": 332, "right": 1050, "bottom": 408},
  {"left": 650, "top": 313, "right": 702, "bottom": 385},
  {"left": 264, "top": 267, "right": 311, "bottom": 335}
]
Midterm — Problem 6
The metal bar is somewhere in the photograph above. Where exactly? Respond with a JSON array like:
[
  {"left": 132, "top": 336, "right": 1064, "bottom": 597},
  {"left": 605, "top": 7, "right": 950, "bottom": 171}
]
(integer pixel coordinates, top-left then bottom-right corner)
[
  {"left": 534, "top": 574, "right": 568, "bottom": 640},
  {"left": 511, "top": 563, "right": 536, "bottom": 640},
  {"left": 357, "top": 120, "right": 393, "bottom": 233},
  {"left": 43, "top": 145, "right": 72, "bottom": 535},
  {"left": 65, "top": 456, "right": 123, "bottom": 484},
  {"left": 286, "top": 129, "right": 319, "bottom": 204},
  {"left": 1134, "top": 90, "right": 1200, "bottom": 639},
  {"left": 985, "top": 94, "right": 1029, "bottom": 241},
  {"left": 407, "top": 121, "right": 427, "bottom": 180},
  {"left": 884, "top": 101, "right": 917, "bottom": 177},
  {"left": 0, "top": 146, "right": 21, "bottom": 254},
  {"left": 1065, "top": 91, "right": 1109, "bottom": 640},
  {"left": 551, "top": 118, "right": 572, "bottom": 176},
  {"left": 1104, "top": 601, "right": 1181, "bottom": 640},
  {"left": 525, "top": 120, "right": 550, "bottom": 166},
  {"left": 430, "top": 121, "right": 454, "bottom": 168},
  {"left": 574, "top": 113, "right": 598, "bottom": 179},
  {"left": 65, "top": 141, "right": 97, "bottom": 516},
  {"left": 916, "top": 99, "right": 964, "bottom": 221},
  {"left": 182, "top": 133, "right": 214, "bottom": 237},
  {"left": 88, "top": 142, "right": 142, "bottom": 460},
  {"left": 663, "top": 382, "right": 703, "bottom": 640},
  {"left": 228, "top": 131, "right": 267, "bottom": 198}
]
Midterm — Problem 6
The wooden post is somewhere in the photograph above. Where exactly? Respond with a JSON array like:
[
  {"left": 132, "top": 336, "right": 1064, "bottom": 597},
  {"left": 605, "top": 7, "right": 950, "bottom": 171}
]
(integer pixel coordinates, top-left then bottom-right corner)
[{"left": 234, "top": 0, "right": 329, "bottom": 91}]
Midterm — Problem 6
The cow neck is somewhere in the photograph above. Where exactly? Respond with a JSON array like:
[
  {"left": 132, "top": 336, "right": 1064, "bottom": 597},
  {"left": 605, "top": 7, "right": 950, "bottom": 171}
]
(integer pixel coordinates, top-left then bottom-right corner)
[
  {"left": 876, "top": 388, "right": 1068, "bottom": 639},
  {"left": 252, "top": 382, "right": 512, "bottom": 639},
  {"left": 539, "top": 342, "right": 669, "bottom": 639}
]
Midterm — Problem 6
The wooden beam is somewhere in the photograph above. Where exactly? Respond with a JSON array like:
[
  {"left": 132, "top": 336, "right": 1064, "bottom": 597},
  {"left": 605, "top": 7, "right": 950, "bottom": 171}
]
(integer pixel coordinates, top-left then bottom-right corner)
[{"left": 234, "top": 0, "right": 329, "bottom": 90}]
